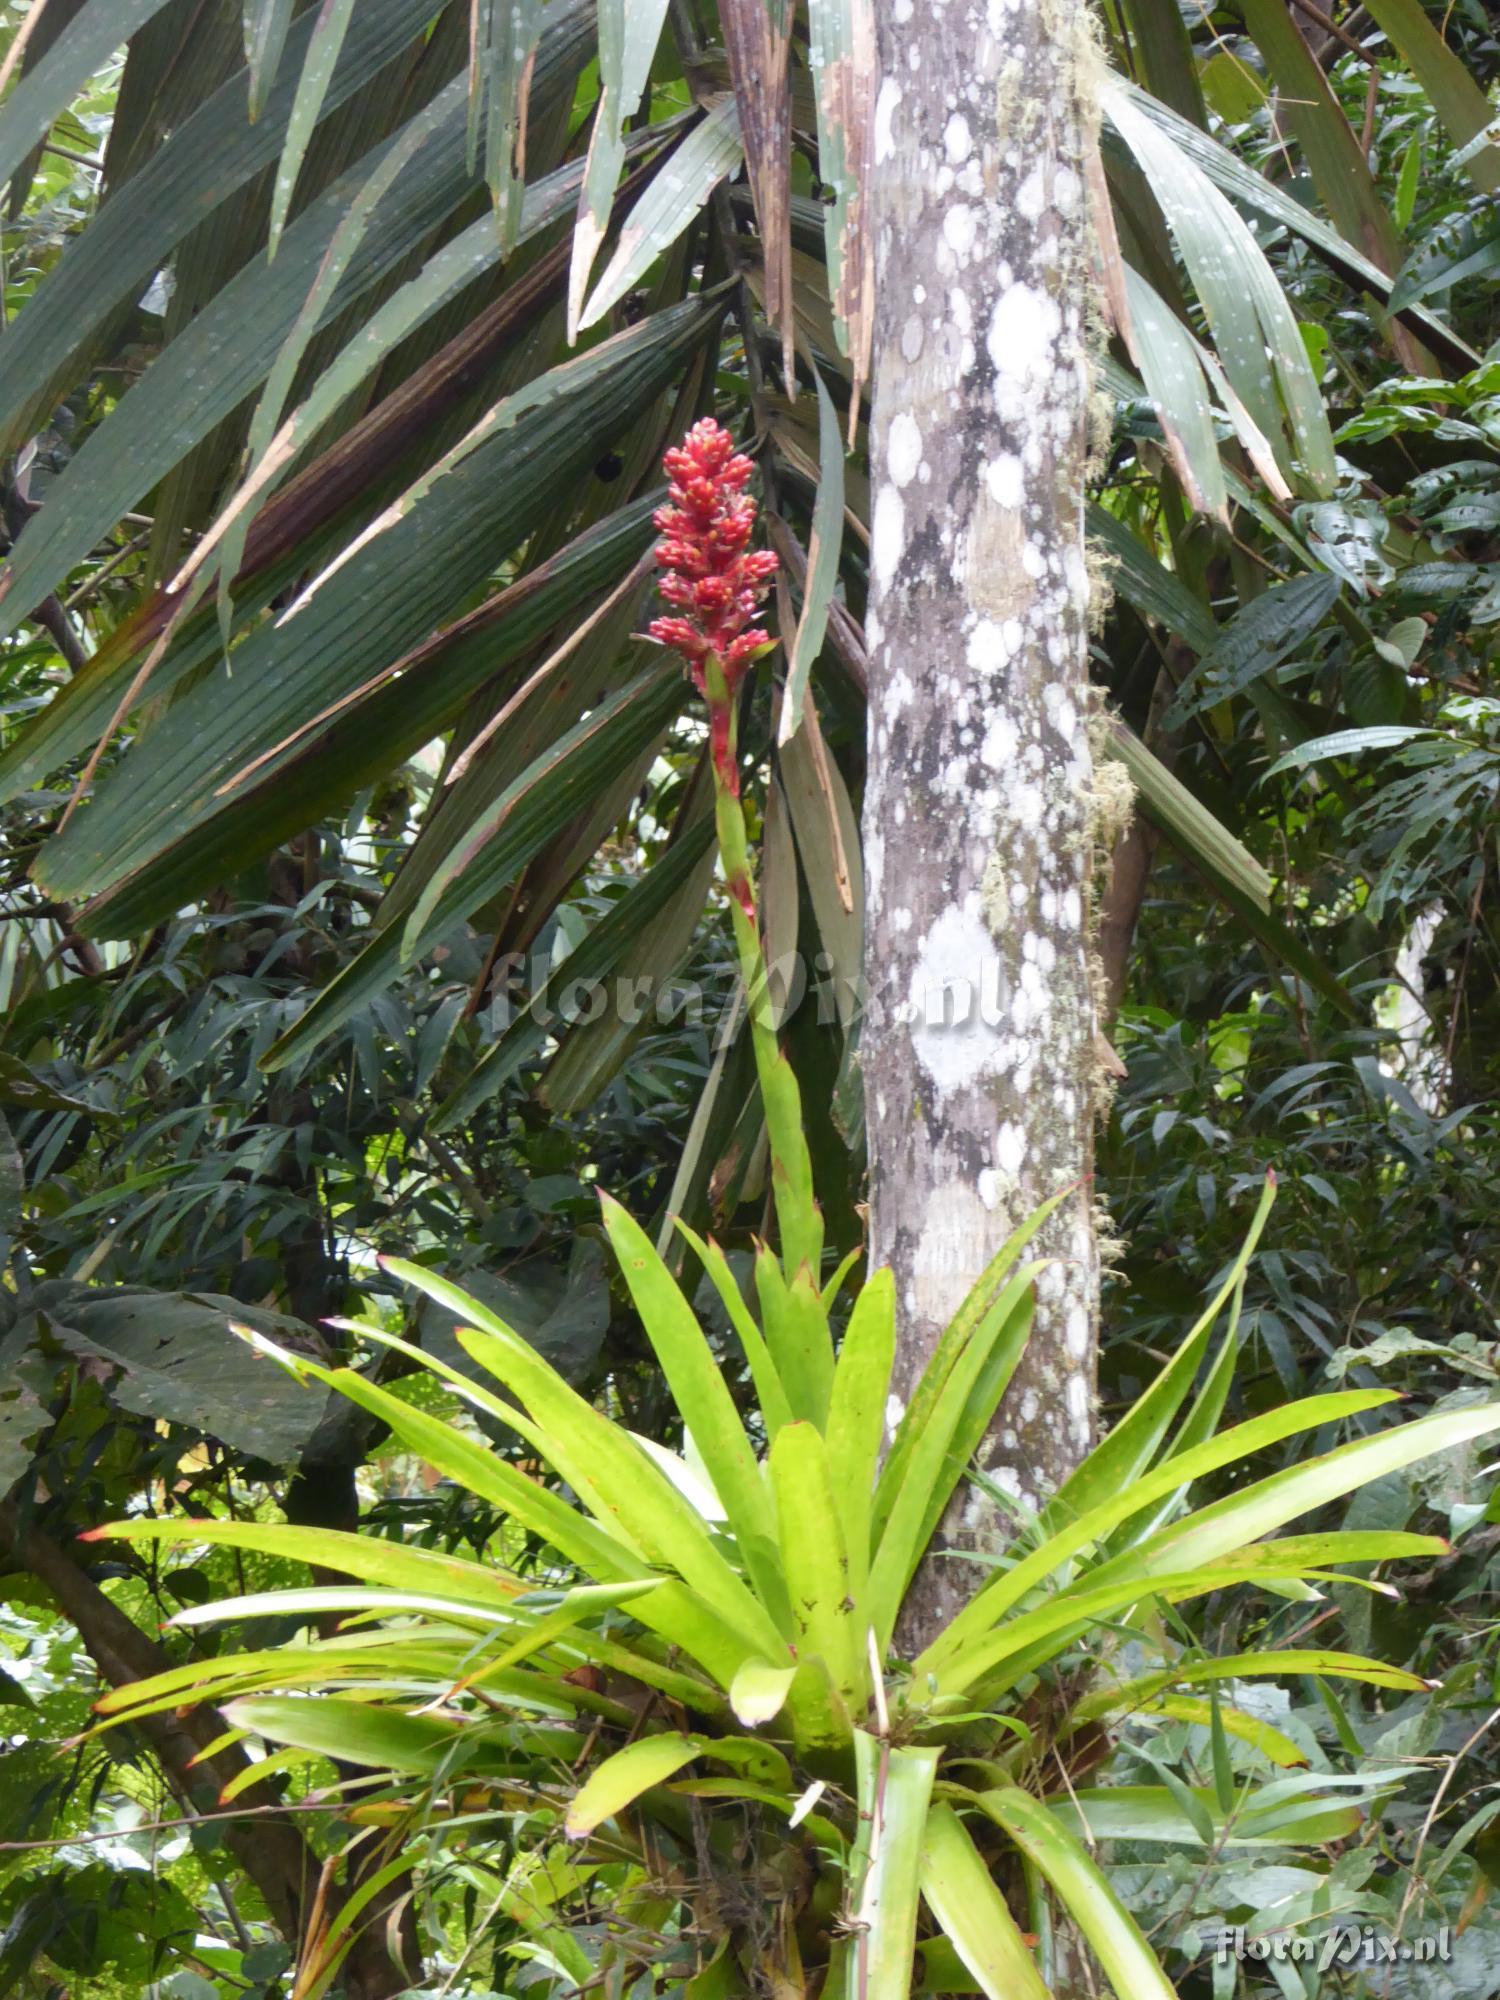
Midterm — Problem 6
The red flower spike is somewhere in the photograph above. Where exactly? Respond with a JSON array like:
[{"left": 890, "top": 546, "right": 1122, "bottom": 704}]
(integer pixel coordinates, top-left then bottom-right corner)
[{"left": 647, "top": 419, "right": 778, "bottom": 701}]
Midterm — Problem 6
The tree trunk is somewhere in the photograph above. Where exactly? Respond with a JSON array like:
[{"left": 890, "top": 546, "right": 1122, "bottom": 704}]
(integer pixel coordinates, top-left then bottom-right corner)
[{"left": 862, "top": 0, "right": 1101, "bottom": 1650}]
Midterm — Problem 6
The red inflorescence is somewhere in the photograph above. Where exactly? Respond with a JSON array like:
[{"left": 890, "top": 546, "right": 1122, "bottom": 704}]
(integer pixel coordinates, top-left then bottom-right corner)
[{"left": 648, "top": 419, "right": 778, "bottom": 687}]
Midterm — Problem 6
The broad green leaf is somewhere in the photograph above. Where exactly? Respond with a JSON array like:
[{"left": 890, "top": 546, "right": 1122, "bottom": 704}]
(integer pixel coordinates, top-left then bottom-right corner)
[
  {"left": 566, "top": 1732, "right": 789, "bottom": 1836},
  {"left": 475, "top": 0, "right": 544, "bottom": 249},
  {"left": 778, "top": 698, "right": 863, "bottom": 1034},
  {"left": 729, "top": 1658, "right": 798, "bottom": 1727},
  {"left": 919, "top": 1804, "right": 1049, "bottom": 2000},
  {"left": 974, "top": 1788, "right": 1177, "bottom": 1999},
  {"left": 224, "top": 1695, "right": 480, "bottom": 1776},
  {"left": 212, "top": 77, "right": 466, "bottom": 631},
  {"left": 580, "top": 95, "right": 743, "bottom": 331},
  {"left": 1142, "top": 1694, "right": 1307, "bottom": 1768},
  {"left": 1241, "top": 0, "right": 1405, "bottom": 274}
]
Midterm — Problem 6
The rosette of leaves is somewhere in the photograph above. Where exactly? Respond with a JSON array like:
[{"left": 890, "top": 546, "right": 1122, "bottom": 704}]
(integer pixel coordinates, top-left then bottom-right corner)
[{"left": 85, "top": 1162, "right": 1500, "bottom": 2000}]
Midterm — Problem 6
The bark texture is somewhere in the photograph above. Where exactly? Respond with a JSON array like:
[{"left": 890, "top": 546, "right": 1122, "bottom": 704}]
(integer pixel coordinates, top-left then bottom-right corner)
[{"left": 862, "top": 0, "right": 1100, "bottom": 1646}]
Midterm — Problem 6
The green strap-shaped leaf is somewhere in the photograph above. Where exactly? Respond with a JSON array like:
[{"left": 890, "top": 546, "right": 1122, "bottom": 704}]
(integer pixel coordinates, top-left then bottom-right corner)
[
  {"left": 37, "top": 302, "right": 713, "bottom": 929},
  {"left": 1102, "top": 722, "right": 1273, "bottom": 914},
  {"left": 920, "top": 1804, "right": 1048, "bottom": 2000},
  {"left": 382, "top": 1259, "right": 785, "bottom": 1666},
  {"left": 1117, "top": 265, "right": 1229, "bottom": 520},
  {"left": 673, "top": 1221, "right": 795, "bottom": 1437},
  {"left": 1047, "top": 1173, "right": 1277, "bottom": 1526},
  {"left": 566, "top": 1733, "right": 789, "bottom": 1838},
  {"left": 84, "top": 1514, "right": 527, "bottom": 1626},
  {"left": 0, "top": 0, "right": 180, "bottom": 192},
  {"left": 778, "top": 364, "right": 845, "bottom": 733},
  {"left": 477, "top": 0, "right": 543, "bottom": 250},
  {"left": 1104, "top": 81, "right": 1336, "bottom": 495},
  {"left": 1120, "top": 81, "right": 1478, "bottom": 373},
  {"left": 1361, "top": 0, "right": 1500, "bottom": 193},
  {"left": 770, "top": 1422, "right": 866, "bottom": 1731},
  {"left": 1240, "top": 0, "right": 1406, "bottom": 273},
  {"left": 434, "top": 811, "right": 715, "bottom": 1130},
  {"left": 874, "top": 1193, "right": 1066, "bottom": 1548},
  {"left": 824, "top": 1265, "right": 894, "bottom": 1587},
  {"left": 243, "top": 0, "right": 298, "bottom": 121},
  {"left": 225, "top": 1695, "right": 480, "bottom": 1776},
  {"left": 916, "top": 1387, "right": 1397, "bottom": 1680},
  {"left": 580, "top": 95, "right": 743, "bottom": 330},
  {"left": 1066, "top": 1649, "right": 1431, "bottom": 1731},
  {"left": 848, "top": 1735, "right": 939, "bottom": 2000},
  {"left": 806, "top": 0, "right": 875, "bottom": 412},
  {"left": 399, "top": 664, "right": 683, "bottom": 956},
  {"left": 268, "top": 0, "right": 357, "bottom": 257},
  {"left": 568, "top": 0, "right": 672, "bottom": 334},
  {"left": 869, "top": 1270, "right": 1039, "bottom": 1648},
  {"left": 1044, "top": 1783, "right": 1365, "bottom": 1850},
  {"left": 753, "top": 1245, "right": 836, "bottom": 1426},
  {"left": 0, "top": 0, "right": 465, "bottom": 456},
  {"left": 599, "top": 1192, "right": 790, "bottom": 1633},
  {"left": 976, "top": 1786, "right": 1183, "bottom": 1998},
  {"left": 1085, "top": 499, "right": 1216, "bottom": 654},
  {"left": 0, "top": 50, "right": 600, "bottom": 646},
  {"left": 1111, "top": 1401, "right": 1500, "bottom": 1588}
]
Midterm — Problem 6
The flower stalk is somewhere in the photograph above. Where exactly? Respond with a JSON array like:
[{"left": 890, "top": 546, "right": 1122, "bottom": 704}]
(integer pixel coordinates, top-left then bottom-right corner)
[{"left": 650, "top": 421, "right": 822, "bottom": 1282}]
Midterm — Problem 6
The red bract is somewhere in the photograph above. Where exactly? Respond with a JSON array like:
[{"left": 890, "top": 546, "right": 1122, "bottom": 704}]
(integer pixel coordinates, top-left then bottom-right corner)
[{"left": 648, "top": 419, "right": 777, "bottom": 684}]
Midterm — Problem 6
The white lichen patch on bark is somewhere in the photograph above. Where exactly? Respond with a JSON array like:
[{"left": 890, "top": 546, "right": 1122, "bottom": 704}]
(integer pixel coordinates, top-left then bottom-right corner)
[{"left": 863, "top": 0, "right": 1101, "bottom": 1647}]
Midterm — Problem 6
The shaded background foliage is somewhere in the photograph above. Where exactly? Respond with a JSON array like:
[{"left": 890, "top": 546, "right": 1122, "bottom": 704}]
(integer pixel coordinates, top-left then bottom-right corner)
[{"left": 0, "top": 0, "right": 1497, "bottom": 1992}]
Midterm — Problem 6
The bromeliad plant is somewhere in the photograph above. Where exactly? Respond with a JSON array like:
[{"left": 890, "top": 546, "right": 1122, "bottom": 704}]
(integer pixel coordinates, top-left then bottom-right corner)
[{"left": 85, "top": 429, "right": 1500, "bottom": 2000}]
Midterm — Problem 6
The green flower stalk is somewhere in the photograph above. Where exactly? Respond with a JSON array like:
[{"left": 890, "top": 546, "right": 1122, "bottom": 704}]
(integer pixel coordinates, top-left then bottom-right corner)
[{"left": 649, "top": 419, "right": 822, "bottom": 1284}]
